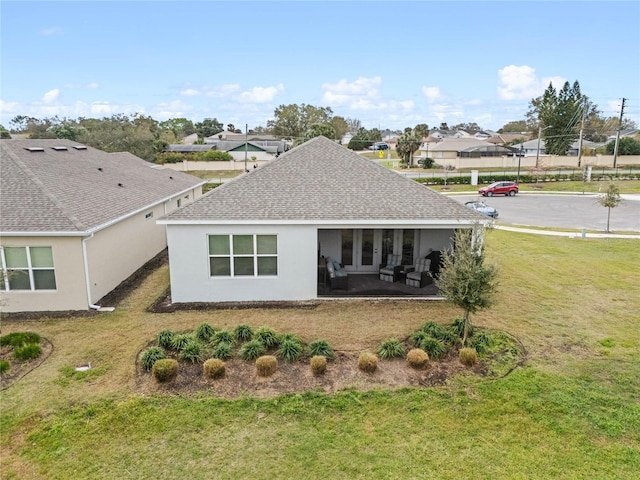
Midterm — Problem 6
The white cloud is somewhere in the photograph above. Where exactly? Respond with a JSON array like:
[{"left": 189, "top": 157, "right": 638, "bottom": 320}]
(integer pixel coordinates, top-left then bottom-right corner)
[
  {"left": 421, "top": 86, "right": 443, "bottom": 102},
  {"left": 42, "top": 89, "right": 60, "bottom": 104},
  {"left": 90, "top": 101, "right": 145, "bottom": 116},
  {"left": 40, "top": 27, "right": 62, "bottom": 36},
  {"left": 180, "top": 84, "right": 241, "bottom": 98},
  {"left": 322, "top": 77, "right": 382, "bottom": 106},
  {"left": 150, "top": 100, "right": 195, "bottom": 120},
  {"left": 497, "top": 65, "right": 566, "bottom": 100},
  {"left": 0, "top": 99, "right": 19, "bottom": 114},
  {"left": 86, "top": 82, "right": 99, "bottom": 90},
  {"left": 237, "top": 84, "right": 284, "bottom": 103}
]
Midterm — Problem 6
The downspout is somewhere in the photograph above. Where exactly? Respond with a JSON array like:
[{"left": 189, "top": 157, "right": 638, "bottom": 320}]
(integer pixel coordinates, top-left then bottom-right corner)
[{"left": 82, "top": 233, "right": 114, "bottom": 311}]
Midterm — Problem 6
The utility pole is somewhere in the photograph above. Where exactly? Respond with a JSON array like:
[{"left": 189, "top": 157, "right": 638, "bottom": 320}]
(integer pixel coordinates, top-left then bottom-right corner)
[
  {"left": 577, "top": 96, "right": 587, "bottom": 168},
  {"left": 244, "top": 123, "right": 248, "bottom": 172},
  {"left": 612, "top": 98, "right": 626, "bottom": 169}
]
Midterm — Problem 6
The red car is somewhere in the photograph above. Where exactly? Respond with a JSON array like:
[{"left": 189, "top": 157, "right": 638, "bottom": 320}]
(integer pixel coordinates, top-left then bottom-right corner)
[{"left": 479, "top": 181, "right": 518, "bottom": 197}]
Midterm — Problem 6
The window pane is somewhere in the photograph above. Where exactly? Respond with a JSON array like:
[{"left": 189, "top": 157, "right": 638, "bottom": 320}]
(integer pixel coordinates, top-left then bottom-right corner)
[
  {"left": 5, "top": 247, "right": 28, "bottom": 268},
  {"left": 234, "top": 257, "right": 254, "bottom": 276},
  {"left": 209, "top": 235, "right": 230, "bottom": 255},
  {"left": 233, "top": 235, "right": 253, "bottom": 255},
  {"left": 402, "top": 230, "right": 415, "bottom": 265},
  {"left": 257, "top": 235, "right": 277, "bottom": 254},
  {"left": 341, "top": 229, "right": 353, "bottom": 266},
  {"left": 8, "top": 270, "right": 31, "bottom": 290},
  {"left": 209, "top": 257, "right": 230, "bottom": 276},
  {"left": 257, "top": 257, "right": 277, "bottom": 276},
  {"left": 30, "top": 247, "right": 54, "bottom": 268},
  {"left": 382, "top": 229, "right": 394, "bottom": 259},
  {"left": 361, "top": 229, "right": 374, "bottom": 266},
  {"left": 33, "top": 270, "right": 56, "bottom": 289}
]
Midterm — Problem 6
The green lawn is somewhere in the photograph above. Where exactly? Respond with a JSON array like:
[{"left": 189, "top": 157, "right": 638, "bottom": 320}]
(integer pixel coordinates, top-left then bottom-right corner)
[{"left": 1, "top": 231, "right": 639, "bottom": 479}]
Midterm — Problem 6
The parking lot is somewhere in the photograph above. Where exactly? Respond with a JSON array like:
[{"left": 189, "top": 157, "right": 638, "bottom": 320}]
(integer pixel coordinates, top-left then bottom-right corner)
[{"left": 454, "top": 193, "right": 640, "bottom": 232}]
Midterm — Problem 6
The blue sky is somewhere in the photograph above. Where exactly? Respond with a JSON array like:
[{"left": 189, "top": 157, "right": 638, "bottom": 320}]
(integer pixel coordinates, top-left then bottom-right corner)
[{"left": 1, "top": 0, "right": 639, "bottom": 132}]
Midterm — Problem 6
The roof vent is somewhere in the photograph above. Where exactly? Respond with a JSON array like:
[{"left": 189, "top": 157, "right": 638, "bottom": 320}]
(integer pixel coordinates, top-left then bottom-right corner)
[
  {"left": 169, "top": 176, "right": 174, "bottom": 179},
  {"left": 51, "top": 146, "right": 68, "bottom": 151},
  {"left": 24, "top": 147, "right": 45, "bottom": 152},
  {"left": 118, "top": 183, "right": 123, "bottom": 187},
  {"left": 98, "top": 167, "right": 103, "bottom": 172},
  {"left": 73, "top": 145, "right": 88, "bottom": 150}
]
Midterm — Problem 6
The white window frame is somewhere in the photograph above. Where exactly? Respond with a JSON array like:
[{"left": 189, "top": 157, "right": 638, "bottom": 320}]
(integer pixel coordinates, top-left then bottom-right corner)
[
  {"left": 0, "top": 246, "right": 57, "bottom": 291},
  {"left": 208, "top": 234, "right": 278, "bottom": 278}
]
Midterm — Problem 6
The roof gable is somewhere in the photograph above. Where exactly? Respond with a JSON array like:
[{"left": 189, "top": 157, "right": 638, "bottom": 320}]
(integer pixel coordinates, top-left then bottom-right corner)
[
  {"left": 0, "top": 139, "right": 205, "bottom": 233},
  {"left": 163, "top": 136, "right": 481, "bottom": 224}
]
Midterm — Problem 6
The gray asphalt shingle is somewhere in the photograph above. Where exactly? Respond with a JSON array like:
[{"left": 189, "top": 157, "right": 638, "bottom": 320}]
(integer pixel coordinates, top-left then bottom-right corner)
[
  {"left": 1, "top": 139, "right": 204, "bottom": 233},
  {"left": 164, "top": 136, "right": 481, "bottom": 223}
]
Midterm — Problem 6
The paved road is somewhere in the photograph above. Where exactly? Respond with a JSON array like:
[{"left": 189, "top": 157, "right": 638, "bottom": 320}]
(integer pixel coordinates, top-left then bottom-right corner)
[{"left": 453, "top": 193, "right": 640, "bottom": 233}]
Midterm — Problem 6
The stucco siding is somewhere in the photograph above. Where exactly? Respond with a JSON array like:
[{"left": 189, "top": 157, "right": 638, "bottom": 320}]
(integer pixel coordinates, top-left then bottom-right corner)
[
  {"left": 167, "top": 224, "right": 318, "bottom": 303},
  {"left": 0, "top": 236, "right": 87, "bottom": 312},
  {"left": 86, "top": 204, "right": 169, "bottom": 303}
]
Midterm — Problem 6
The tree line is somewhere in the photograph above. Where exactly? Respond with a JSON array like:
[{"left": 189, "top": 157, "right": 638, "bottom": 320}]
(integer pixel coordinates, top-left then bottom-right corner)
[{"left": 2, "top": 80, "right": 637, "bottom": 162}]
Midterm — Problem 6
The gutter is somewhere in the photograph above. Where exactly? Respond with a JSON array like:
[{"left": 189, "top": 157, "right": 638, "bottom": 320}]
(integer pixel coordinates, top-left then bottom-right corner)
[{"left": 81, "top": 233, "right": 114, "bottom": 312}]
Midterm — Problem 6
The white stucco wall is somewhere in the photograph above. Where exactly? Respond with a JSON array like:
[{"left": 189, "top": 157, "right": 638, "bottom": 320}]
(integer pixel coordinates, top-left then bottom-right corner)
[{"left": 166, "top": 224, "right": 318, "bottom": 303}]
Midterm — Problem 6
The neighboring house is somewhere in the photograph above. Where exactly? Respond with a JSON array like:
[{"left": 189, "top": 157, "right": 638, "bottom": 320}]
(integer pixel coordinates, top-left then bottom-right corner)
[
  {"left": 419, "top": 138, "right": 514, "bottom": 159},
  {"left": 0, "top": 139, "right": 205, "bottom": 312},
  {"left": 165, "top": 144, "right": 217, "bottom": 153},
  {"left": 513, "top": 139, "right": 605, "bottom": 157},
  {"left": 487, "top": 133, "right": 531, "bottom": 145},
  {"left": 158, "top": 136, "right": 487, "bottom": 304}
]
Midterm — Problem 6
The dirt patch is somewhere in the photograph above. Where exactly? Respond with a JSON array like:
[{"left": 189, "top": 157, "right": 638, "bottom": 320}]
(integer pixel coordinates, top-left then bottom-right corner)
[
  {"left": 0, "top": 338, "right": 53, "bottom": 390},
  {"left": 136, "top": 349, "right": 488, "bottom": 399}
]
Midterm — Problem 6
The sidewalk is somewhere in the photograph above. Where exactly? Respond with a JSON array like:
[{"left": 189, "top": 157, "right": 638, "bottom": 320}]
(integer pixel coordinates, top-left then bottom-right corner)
[{"left": 493, "top": 225, "right": 640, "bottom": 239}]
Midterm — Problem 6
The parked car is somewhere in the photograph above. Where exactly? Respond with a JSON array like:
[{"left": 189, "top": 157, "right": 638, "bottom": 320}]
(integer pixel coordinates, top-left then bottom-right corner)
[
  {"left": 368, "top": 142, "right": 389, "bottom": 151},
  {"left": 478, "top": 181, "right": 518, "bottom": 197},
  {"left": 465, "top": 201, "right": 499, "bottom": 218}
]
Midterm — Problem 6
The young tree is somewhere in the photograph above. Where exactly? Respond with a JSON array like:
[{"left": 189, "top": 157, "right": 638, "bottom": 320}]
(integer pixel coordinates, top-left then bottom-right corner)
[
  {"left": 299, "top": 123, "right": 336, "bottom": 145},
  {"left": 267, "top": 103, "right": 333, "bottom": 139},
  {"left": 195, "top": 118, "right": 224, "bottom": 138},
  {"left": 437, "top": 226, "right": 499, "bottom": 346},
  {"left": 598, "top": 182, "right": 622, "bottom": 233}
]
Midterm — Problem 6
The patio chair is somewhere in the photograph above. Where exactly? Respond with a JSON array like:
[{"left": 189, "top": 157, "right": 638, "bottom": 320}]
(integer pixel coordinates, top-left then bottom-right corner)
[
  {"left": 405, "top": 257, "right": 433, "bottom": 288},
  {"left": 379, "top": 254, "right": 403, "bottom": 282}
]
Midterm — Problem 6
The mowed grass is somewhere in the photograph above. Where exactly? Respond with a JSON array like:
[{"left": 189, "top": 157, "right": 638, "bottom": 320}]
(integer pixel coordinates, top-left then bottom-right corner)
[{"left": 1, "top": 230, "right": 639, "bottom": 479}]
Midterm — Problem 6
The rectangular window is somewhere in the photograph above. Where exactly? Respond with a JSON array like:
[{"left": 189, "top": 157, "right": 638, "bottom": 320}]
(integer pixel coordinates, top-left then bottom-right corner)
[
  {"left": 0, "top": 246, "right": 56, "bottom": 291},
  {"left": 208, "top": 234, "right": 277, "bottom": 277},
  {"left": 341, "top": 229, "right": 353, "bottom": 266},
  {"left": 402, "top": 230, "right": 415, "bottom": 266}
]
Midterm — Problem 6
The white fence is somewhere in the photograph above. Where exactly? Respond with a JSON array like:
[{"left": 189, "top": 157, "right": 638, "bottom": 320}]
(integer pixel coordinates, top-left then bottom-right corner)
[{"left": 433, "top": 154, "right": 640, "bottom": 170}]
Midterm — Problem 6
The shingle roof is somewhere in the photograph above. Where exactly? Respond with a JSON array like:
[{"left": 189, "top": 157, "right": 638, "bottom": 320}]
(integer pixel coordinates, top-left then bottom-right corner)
[
  {"left": 1, "top": 139, "right": 205, "bottom": 233},
  {"left": 162, "top": 136, "right": 482, "bottom": 224}
]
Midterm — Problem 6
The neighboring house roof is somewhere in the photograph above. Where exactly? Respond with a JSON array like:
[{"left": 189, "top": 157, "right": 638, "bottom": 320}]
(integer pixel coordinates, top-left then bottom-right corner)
[
  {"left": 165, "top": 144, "right": 217, "bottom": 152},
  {"left": 487, "top": 133, "right": 530, "bottom": 145},
  {"left": 0, "top": 139, "right": 205, "bottom": 234},
  {"left": 426, "top": 138, "right": 493, "bottom": 152},
  {"left": 205, "top": 132, "right": 279, "bottom": 142},
  {"left": 161, "top": 136, "right": 482, "bottom": 224}
]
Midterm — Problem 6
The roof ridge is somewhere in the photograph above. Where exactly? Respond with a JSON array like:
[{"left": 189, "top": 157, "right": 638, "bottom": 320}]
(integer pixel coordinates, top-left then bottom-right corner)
[{"left": 3, "top": 147, "right": 87, "bottom": 231}]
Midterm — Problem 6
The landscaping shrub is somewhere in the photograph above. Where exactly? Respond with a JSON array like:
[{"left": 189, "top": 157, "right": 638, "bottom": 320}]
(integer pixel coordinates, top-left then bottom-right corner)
[
  {"left": 0, "top": 360, "right": 9, "bottom": 374},
  {"left": 308, "top": 339, "right": 334, "bottom": 359},
  {"left": 203, "top": 358, "right": 225, "bottom": 380},
  {"left": 157, "top": 329, "right": 176, "bottom": 349},
  {"left": 234, "top": 324, "right": 253, "bottom": 342},
  {"left": 358, "top": 352, "right": 378, "bottom": 373},
  {"left": 171, "top": 333, "right": 193, "bottom": 351},
  {"left": 256, "top": 355, "right": 277, "bottom": 377},
  {"left": 212, "top": 329, "right": 235, "bottom": 346},
  {"left": 152, "top": 358, "right": 178, "bottom": 382},
  {"left": 239, "top": 339, "right": 266, "bottom": 361},
  {"left": 450, "top": 317, "right": 473, "bottom": 339},
  {"left": 278, "top": 337, "right": 303, "bottom": 362},
  {"left": 406, "top": 348, "right": 429, "bottom": 369},
  {"left": 459, "top": 347, "right": 479, "bottom": 367},
  {"left": 420, "top": 321, "right": 456, "bottom": 344},
  {"left": 195, "top": 323, "right": 216, "bottom": 342},
  {"left": 140, "top": 346, "right": 166, "bottom": 371},
  {"left": 13, "top": 343, "right": 42, "bottom": 361},
  {"left": 1, "top": 331, "right": 40, "bottom": 347},
  {"left": 377, "top": 338, "right": 406, "bottom": 359},
  {"left": 254, "top": 326, "right": 279, "bottom": 349},
  {"left": 469, "top": 331, "right": 493, "bottom": 354},
  {"left": 409, "top": 330, "right": 431, "bottom": 348},
  {"left": 419, "top": 337, "right": 447, "bottom": 359},
  {"left": 210, "top": 341, "right": 234, "bottom": 360},
  {"left": 179, "top": 340, "right": 204, "bottom": 363},
  {"left": 310, "top": 355, "right": 327, "bottom": 375}
]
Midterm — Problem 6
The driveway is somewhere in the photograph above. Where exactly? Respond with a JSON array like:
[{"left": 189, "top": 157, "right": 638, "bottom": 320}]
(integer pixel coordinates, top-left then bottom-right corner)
[{"left": 453, "top": 193, "right": 640, "bottom": 233}]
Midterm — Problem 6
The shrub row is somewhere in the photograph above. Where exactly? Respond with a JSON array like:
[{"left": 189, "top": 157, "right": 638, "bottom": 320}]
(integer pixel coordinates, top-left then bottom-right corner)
[
  {"left": 413, "top": 172, "right": 640, "bottom": 186},
  {"left": 155, "top": 150, "right": 234, "bottom": 164},
  {"left": 141, "top": 323, "right": 334, "bottom": 371}
]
